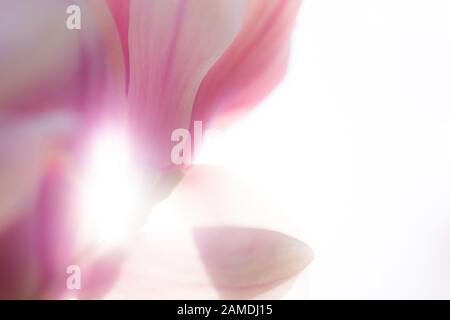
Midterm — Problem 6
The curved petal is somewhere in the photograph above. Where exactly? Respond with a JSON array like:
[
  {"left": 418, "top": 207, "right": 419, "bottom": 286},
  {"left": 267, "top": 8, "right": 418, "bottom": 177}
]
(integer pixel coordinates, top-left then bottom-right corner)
[
  {"left": 106, "top": 0, "right": 130, "bottom": 89},
  {"left": 192, "top": 0, "right": 302, "bottom": 129},
  {"left": 105, "top": 165, "right": 312, "bottom": 299},
  {"left": 126, "top": 0, "right": 246, "bottom": 167},
  {"left": 194, "top": 226, "right": 312, "bottom": 299}
]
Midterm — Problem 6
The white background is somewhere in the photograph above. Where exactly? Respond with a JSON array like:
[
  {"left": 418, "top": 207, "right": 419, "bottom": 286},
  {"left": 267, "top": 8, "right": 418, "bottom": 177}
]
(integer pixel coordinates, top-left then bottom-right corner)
[{"left": 198, "top": 0, "right": 450, "bottom": 299}]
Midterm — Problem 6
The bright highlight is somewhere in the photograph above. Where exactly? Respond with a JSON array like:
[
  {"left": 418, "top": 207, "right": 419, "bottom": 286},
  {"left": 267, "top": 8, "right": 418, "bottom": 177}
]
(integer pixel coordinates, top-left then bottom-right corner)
[{"left": 77, "top": 127, "right": 147, "bottom": 245}]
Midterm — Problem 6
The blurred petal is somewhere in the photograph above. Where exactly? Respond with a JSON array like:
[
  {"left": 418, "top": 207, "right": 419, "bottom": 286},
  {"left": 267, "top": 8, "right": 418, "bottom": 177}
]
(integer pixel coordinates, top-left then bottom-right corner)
[
  {"left": 0, "top": 0, "right": 127, "bottom": 126},
  {"left": 0, "top": 1, "right": 129, "bottom": 297},
  {"left": 71, "top": 247, "right": 126, "bottom": 300},
  {"left": 106, "top": 165, "right": 312, "bottom": 299},
  {"left": 0, "top": 208, "right": 41, "bottom": 299},
  {"left": 0, "top": 156, "right": 128, "bottom": 299},
  {"left": 0, "top": 0, "right": 127, "bottom": 226},
  {"left": 167, "top": 165, "right": 304, "bottom": 235},
  {"left": 0, "top": 157, "right": 74, "bottom": 299},
  {"left": 0, "top": 112, "right": 76, "bottom": 233},
  {"left": 192, "top": 0, "right": 302, "bottom": 128},
  {"left": 127, "top": 0, "right": 246, "bottom": 167},
  {"left": 0, "top": 117, "right": 128, "bottom": 299}
]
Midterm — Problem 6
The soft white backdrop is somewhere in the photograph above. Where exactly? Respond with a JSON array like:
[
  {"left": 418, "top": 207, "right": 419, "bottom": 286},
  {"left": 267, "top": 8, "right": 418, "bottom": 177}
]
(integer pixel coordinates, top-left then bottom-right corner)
[{"left": 197, "top": 0, "right": 450, "bottom": 299}]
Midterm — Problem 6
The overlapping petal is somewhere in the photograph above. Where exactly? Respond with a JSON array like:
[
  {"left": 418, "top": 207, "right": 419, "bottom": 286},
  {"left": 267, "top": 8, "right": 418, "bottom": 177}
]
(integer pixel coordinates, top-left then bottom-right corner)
[
  {"left": 192, "top": 0, "right": 302, "bottom": 129},
  {"left": 0, "top": 0, "right": 128, "bottom": 298},
  {"left": 124, "top": 0, "right": 246, "bottom": 167},
  {"left": 105, "top": 165, "right": 312, "bottom": 299},
  {"left": 105, "top": 0, "right": 301, "bottom": 166},
  {"left": 0, "top": 0, "right": 305, "bottom": 299}
]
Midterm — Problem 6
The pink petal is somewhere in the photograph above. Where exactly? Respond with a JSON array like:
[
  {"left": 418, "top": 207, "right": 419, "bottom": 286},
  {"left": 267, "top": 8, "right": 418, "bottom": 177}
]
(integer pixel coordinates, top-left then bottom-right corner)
[
  {"left": 105, "top": 165, "right": 312, "bottom": 299},
  {"left": 0, "top": 124, "right": 127, "bottom": 299},
  {"left": 106, "top": 0, "right": 131, "bottom": 89},
  {"left": 0, "top": 211, "right": 41, "bottom": 299},
  {"left": 0, "top": 1, "right": 129, "bottom": 295},
  {"left": 0, "top": 167, "right": 126, "bottom": 299},
  {"left": 0, "top": 158, "right": 74, "bottom": 299},
  {"left": 194, "top": 226, "right": 312, "bottom": 299},
  {"left": 192, "top": 0, "right": 302, "bottom": 128},
  {"left": 126, "top": 0, "right": 246, "bottom": 167},
  {"left": 0, "top": 1, "right": 127, "bottom": 299},
  {"left": 0, "top": 113, "right": 126, "bottom": 299}
]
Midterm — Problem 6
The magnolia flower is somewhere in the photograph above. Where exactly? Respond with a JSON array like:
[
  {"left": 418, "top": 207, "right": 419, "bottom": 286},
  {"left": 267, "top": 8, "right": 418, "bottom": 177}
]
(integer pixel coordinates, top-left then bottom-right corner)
[{"left": 0, "top": 0, "right": 311, "bottom": 299}]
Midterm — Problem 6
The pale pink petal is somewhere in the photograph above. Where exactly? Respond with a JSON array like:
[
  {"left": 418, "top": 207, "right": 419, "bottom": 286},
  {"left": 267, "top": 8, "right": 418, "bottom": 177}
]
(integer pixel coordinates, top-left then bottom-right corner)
[
  {"left": 166, "top": 165, "right": 304, "bottom": 235},
  {"left": 105, "top": 165, "right": 312, "bottom": 299},
  {"left": 192, "top": 0, "right": 302, "bottom": 128},
  {"left": 105, "top": 224, "right": 311, "bottom": 300},
  {"left": 194, "top": 226, "right": 312, "bottom": 299},
  {"left": 0, "top": 112, "right": 76, "bottom": 233},
  {"left": 104, "top": 221, "right": 219, "bottom": 299},
  {"left": 0, "top": 0, "right": 127, "bottom": 126},
  {"left": 126, "top": 0, "right": 247, "bottom": 167},
  {"left": 71, "top": 247, "right": 126, "bottom": 300}
]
